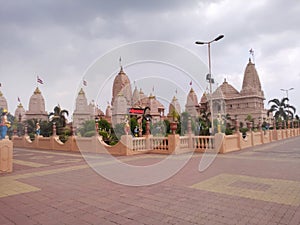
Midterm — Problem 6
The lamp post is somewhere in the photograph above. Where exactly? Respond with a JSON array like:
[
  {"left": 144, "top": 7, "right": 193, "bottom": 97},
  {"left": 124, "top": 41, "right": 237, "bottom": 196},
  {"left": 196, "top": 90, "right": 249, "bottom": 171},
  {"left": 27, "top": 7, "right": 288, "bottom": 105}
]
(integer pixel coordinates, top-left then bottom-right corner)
[
  {"left": 280, "top": 88, "right": 294, "bottom": 127},
  {"left": 195, "top": 34, "right": 224, "bottom": 134},
  {"left": 280, "top": 88, "right": 294, "bottom": 100}
]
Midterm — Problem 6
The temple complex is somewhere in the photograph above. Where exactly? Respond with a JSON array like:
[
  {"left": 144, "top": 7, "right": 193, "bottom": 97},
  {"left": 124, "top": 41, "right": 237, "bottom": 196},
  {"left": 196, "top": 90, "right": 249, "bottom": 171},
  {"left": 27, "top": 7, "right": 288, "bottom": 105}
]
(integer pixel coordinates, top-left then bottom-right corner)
[{"left": 2, "top": 57, "right": 267, "bottom": 128}]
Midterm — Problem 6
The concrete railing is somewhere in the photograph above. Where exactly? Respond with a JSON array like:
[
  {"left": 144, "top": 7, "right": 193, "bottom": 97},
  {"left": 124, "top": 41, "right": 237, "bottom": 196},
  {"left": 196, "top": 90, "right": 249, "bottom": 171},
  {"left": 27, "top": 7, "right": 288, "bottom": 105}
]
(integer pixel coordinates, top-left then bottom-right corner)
[
  {"left": 150, "top": 137, "right": 169, "bottom": 151},
  {"left": 219, "top": 127, "right": 300, "bottom": 153},
  {"left": 11, "top": 127, "right": 300, "bottom": 156},
  {"left": 132, "top": 137, "right": 147, "bottom": 151}
]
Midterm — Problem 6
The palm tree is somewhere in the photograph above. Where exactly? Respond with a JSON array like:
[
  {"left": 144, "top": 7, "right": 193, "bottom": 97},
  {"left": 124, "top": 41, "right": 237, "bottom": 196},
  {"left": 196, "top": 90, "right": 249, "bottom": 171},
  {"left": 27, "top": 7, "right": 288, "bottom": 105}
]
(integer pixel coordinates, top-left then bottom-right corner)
[
  {"left": 200, "top": 109, "right": 211, "bottom": 128},
  {"left": 48, "top": 105, "right": 69, "bottom": 127},
  {"left": 267, "top": 97, "right": 296, "bottom": 121},
  {"left": 48, "top": 105, "right": 69, "bottom": 138}
]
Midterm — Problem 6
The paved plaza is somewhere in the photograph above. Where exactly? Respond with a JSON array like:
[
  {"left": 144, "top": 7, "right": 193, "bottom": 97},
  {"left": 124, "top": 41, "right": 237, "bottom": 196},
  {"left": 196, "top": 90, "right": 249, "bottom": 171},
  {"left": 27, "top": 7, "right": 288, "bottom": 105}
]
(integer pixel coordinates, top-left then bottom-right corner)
[{"left": 1, "top": 137, "right": 300, "bottom": 225}]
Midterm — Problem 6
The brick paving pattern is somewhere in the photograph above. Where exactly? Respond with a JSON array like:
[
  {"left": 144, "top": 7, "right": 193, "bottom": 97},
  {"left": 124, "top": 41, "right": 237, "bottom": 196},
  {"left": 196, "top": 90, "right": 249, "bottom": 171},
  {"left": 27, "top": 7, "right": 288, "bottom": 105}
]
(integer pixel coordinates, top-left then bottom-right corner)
[{"left": 0, "top": 137, "right": 300, "bottom": 224}]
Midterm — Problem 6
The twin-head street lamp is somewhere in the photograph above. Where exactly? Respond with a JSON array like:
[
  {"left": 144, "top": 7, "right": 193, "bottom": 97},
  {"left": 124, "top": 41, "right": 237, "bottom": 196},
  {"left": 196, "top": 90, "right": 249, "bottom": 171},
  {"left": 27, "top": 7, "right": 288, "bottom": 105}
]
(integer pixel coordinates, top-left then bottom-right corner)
[
  {"left": 280, "top": 88, "right": 295, "bottom": 123},
  {"left": 195, "top": 34, "right": 224, "bottom": 134},
  {"left": 280, "top": 88, "right": 294, "bottom": 100}
]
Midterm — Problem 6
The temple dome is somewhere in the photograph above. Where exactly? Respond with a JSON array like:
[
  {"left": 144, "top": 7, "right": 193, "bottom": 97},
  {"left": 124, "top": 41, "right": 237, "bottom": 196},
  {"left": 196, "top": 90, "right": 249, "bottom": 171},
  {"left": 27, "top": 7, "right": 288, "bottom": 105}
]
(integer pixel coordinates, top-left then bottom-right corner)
[
  {"left": 200, "top": 92, "right": 207, "bottom": 104},
  {"left": 185, "top": 88, "right": 200, "bottom": 117},
  {"left": 199, "top": 92, "right": 208, "bottom": 111},
  {"left": 26, "top": 87, "right": 48, "bottom": 120},
  {"left": 218, "top": 79, "right": 240, "bottom": 98},
  {"left": 132, "top": 86, "right": 140, "bottom": 106},
  {"left": 72, "top": 88, "right": 94, "bottom": 128},
  {"left": 112, "top": 94, "right": 129, "bottom": 115},
  {"left": 14, "top": 103, "right": 26, "bottom": 122},
  {"left": 74, "top": 88, "right": 88, "bottom": 113},
  {"left": 0, "top": 91, "right": 8, "bottom": 110},
  {"left": 105, "top": 105, "right": 112, "bottom": 117},
  {"left": 186, "top": 88, "right": 199, "bottom": 107},
  {"left": 241, "top": 59, "right": 264, "bottom": 97},
  {"left": 112, "top": 67, "right": 132, "bottom": 106},
  {"left": 212, "top": 86, "right": 225, "bottom": 99},
  {"left": 168, "top": 96, "right": 181, "bottom": 115}
]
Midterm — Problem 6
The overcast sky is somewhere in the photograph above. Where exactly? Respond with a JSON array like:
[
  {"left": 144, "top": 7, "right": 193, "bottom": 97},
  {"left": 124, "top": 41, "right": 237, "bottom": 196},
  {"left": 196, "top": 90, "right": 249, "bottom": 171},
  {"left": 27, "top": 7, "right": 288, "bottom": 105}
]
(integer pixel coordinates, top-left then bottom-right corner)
[{"left": 0, "top": 0, "right": 299, "bottom": 119}]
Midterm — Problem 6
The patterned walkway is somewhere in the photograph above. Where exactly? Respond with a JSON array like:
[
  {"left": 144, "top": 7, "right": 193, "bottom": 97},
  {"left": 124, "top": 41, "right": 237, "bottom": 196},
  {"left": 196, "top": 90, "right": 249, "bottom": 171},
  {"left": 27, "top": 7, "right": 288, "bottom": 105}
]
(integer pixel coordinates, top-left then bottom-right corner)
[{"left": 0, "top": 137, "right": 300, "bottom": 225}]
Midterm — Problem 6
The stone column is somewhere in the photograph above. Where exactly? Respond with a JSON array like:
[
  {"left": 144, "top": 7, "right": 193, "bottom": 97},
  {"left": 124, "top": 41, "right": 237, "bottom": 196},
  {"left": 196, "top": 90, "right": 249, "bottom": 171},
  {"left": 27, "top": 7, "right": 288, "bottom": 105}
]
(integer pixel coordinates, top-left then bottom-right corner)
[
  {"left": 95, "top": 122, "right": 99, "bottom": 136},
  {"left": 167, "top": 134, "right": 180, "bottom": 154},
  {"left": 145, "top": 121, "right": 150, "bottom": 135},
  {"left": 187, "top": 117, "right": 192, "bottom": 135},
  {"left": 258, "top": 119, "right": 262, "bottom": 131},
  {"left": 52, "top": 123, "right": 57, "bottom": 136},
  {"left": 24, "top": 125, "right": 28, "bottom": 136},
  {"left": 246, "top": 122, "right": 252, "bottom": 132},
  {"left": 170, "top": 122, "right": 178, "bottom": 135},
  {"left": 72, "top": 126, "right": 76, "bottom": 136},
  {"left": 0, "top": 139, "right": 13, "bottom": 172},
  {"left": 235, "top": 119, "right": 240, "bottom": 133},
  {"left": 120, "top": 135, "right": 133, "bottom": 155}
]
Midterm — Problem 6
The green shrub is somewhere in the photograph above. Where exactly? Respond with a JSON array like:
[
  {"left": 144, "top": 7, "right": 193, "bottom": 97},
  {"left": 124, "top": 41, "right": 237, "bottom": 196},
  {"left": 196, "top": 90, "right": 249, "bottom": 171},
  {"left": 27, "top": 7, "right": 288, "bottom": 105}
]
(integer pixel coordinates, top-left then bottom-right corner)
[{"left": 84, "top": 130, "right": 96, "bottom": 137}]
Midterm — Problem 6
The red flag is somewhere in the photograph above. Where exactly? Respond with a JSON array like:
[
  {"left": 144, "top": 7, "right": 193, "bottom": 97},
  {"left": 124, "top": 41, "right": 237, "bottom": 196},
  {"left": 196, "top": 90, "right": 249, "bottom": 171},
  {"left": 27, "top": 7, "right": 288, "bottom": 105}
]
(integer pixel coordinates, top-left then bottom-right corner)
[
  {"left": 17, "top": 97, "right": 21, "bottom": 102},
  {"left": 0, "top": 83, "right": 2, "bottom": 87},
  {"left": 83, "top": 80, "right": 87, "bottom": 86},
  {"left": 190, "top": 81, "right": 192, "bottom": 86},
  {"left": 37, "top": 76, "right": 44, "bottom": 84}
]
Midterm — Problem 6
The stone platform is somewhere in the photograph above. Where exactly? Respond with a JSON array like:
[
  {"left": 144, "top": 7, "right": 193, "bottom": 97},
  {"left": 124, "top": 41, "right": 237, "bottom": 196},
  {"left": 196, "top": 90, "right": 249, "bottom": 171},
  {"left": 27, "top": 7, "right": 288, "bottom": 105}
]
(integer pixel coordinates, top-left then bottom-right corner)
[{"left": 0, "top": 137, "right": 300, "bottom": 224}]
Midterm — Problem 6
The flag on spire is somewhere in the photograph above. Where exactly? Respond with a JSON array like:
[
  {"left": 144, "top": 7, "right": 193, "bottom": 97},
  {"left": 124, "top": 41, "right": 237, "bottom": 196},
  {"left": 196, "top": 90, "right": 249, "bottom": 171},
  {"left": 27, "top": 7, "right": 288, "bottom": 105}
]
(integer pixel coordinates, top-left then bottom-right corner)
[
  {"left": 249, "top": 48, "right": 255, "bottom": 63},
  {"left": 249, "top": 48, "right": 254, "bottom": 56},
  {"left": 17, "top": 97, "right": 21, "bottom": 102},
  {"left": 189, "top": 80, "right": 192, "bottom": 86},
  {"left": 83, "top": 79, "right": 87, "bottom": 86},
  {"left": 0, "top": 83, "right": 2, "bottom": 87},
  {"left": 37, "top": 76, "right": 44, "bottom": 84}
]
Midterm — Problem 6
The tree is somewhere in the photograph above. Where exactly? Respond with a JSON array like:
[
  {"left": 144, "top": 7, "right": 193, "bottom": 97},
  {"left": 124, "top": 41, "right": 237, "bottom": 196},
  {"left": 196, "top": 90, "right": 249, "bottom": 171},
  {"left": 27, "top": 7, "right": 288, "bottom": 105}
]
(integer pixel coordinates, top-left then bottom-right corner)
[
  {"left": 48, "top": 105, "right": 69, "bottom": 128},
  {"left": 78, "top": 120, "right": 95, "bottom": 137},
  {"left": 267, "top": 98, "right": 296, "bottom": 121},
  {"left": 170, "top": 109, "right": 179, "bottom": 122},
  {"left": 200, "top": 109, "right": 211, "bottom": 128},
  {"left": 98, "top": 118, "right": 111, "bottom": 132},
  {"left": 180, "top": 112, "right": 190, "bottom": 135}
]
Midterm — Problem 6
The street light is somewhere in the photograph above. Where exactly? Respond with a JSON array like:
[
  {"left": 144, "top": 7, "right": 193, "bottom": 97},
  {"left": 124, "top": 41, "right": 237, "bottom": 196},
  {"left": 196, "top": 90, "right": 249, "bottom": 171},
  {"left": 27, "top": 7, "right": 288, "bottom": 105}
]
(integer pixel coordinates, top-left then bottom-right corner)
[
  {"left": 280, "top": 87, "right": 294, "bottom": 126},
  {"left": 195, "top": 34, "right": 224, "bottom": 134},
  {"left": 280, "top": 88, "right": 294, "bottom": 100}
]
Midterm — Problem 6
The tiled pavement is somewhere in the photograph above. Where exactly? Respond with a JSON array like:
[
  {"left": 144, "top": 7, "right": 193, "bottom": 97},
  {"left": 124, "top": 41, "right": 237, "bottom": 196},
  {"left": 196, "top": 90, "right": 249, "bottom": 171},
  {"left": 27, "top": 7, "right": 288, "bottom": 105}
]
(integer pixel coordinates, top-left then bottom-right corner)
[{"left": 0, "top": 137, "right": 300, "bottom": 225}]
